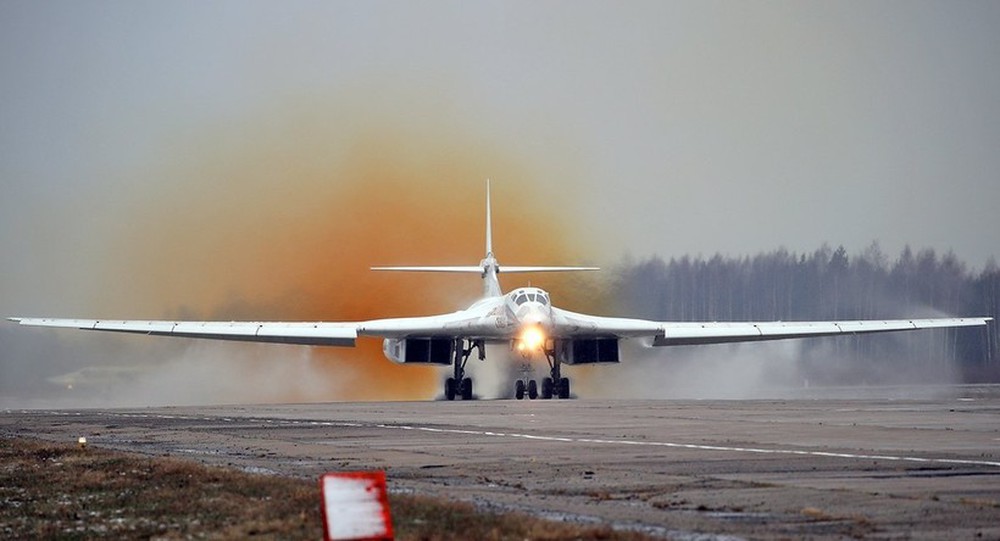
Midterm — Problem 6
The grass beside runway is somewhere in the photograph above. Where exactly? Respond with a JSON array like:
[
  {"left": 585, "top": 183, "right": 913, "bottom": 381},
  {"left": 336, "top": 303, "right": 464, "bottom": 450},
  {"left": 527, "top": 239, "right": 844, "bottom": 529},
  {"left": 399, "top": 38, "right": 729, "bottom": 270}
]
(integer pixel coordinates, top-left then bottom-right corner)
[{"left": 0, "top": 436, "right": 653, "bottom": 540}]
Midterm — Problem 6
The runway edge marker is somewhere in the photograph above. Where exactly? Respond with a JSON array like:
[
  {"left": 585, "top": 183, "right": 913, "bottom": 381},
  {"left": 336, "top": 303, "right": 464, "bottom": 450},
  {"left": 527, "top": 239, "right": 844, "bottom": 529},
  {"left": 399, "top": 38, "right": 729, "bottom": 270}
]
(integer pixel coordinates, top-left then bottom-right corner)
[{"left": 320, "top": 471, "right": 394, "bottom": 541}]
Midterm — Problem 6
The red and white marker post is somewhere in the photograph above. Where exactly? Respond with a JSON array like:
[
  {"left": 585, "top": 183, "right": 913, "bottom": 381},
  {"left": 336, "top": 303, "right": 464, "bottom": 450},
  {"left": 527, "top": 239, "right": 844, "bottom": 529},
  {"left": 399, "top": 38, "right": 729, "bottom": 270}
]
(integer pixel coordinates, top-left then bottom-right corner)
[{"left": 320, "top": 471, "right": 394, "bottom": 541}]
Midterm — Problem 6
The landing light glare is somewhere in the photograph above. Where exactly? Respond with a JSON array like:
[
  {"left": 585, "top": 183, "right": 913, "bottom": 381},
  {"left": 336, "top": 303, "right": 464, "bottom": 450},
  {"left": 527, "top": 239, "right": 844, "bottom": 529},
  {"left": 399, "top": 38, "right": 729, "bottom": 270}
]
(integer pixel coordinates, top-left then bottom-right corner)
[{"left": 517, "top": 326, "right": 547, "bottom": 353}]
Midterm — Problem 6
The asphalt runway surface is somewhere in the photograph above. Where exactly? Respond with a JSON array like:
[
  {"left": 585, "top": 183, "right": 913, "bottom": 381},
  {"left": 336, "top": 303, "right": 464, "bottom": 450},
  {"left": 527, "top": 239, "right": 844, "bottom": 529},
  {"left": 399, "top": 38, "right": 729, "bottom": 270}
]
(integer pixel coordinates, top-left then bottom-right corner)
[{"left": 4, "top": 386, "right": 1000, "bottom": 539}]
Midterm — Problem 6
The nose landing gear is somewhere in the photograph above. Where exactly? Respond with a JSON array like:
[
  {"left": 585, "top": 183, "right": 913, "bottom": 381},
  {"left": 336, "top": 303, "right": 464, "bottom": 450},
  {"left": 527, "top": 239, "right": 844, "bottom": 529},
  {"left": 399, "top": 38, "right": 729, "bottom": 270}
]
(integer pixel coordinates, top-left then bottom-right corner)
[{"left": 513, "top": 345, "right": 572, "bottom": 400}]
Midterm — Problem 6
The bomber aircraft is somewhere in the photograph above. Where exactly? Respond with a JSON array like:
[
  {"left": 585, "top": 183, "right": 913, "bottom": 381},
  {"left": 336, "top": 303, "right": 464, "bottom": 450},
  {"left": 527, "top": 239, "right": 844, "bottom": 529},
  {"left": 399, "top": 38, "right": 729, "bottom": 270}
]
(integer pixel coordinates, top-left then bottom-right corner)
[{"left": 9, "top": 181, "right": 992, "bottom": 400}]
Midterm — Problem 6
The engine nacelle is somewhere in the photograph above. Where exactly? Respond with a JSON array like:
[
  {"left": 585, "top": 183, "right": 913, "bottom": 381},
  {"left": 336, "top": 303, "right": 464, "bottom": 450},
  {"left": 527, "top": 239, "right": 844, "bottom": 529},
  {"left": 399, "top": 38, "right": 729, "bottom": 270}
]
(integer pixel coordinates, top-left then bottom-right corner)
[
  {"left": 556, "top": 337, "right": 620, "bottom": 365},
  {"left": 382, "top": 338, "right": 454, "bottom": 364}
]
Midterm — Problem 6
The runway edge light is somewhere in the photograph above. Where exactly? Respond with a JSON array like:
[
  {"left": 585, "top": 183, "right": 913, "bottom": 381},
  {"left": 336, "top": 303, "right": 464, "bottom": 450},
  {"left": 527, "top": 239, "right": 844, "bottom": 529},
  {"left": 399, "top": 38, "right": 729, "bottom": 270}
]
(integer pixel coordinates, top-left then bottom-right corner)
[{"left": 320, "top": 471, "right": 393, "bottom": 541}]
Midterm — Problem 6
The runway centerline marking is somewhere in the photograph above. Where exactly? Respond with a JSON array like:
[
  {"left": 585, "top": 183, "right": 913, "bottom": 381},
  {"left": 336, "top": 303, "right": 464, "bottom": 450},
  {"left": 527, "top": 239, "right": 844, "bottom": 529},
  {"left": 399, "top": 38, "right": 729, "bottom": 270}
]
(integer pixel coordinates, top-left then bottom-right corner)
[
  {"left": 384, "top": 424, "right": 1000, "bottom": 468},
  {"left": 19, "top": 410, "right": 1000, "bottom": 469}
]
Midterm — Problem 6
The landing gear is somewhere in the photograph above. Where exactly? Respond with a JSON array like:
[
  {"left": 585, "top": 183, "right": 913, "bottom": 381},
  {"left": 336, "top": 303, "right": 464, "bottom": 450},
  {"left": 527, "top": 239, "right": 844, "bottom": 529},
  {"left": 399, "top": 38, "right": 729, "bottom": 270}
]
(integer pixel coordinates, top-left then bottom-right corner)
[
  {"left": 444, "top": 339, "right": 482, "bottom": 401},
  {"left": 444, "top": 377, "right": 473, "bottom": 401},
  {"left": 558, "top": 377, "right": 570, "bottom": 399},
  {"left": 513, "top": 345, "right": 573, "bottom": 400}
]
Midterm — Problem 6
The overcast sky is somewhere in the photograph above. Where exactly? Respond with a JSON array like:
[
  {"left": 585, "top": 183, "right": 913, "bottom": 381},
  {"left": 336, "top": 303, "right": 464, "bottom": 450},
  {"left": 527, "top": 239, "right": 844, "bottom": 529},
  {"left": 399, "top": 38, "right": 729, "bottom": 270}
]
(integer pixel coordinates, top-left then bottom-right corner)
[
  {"left": 4, "top": 1, "right": 1000, "bottom": 311},
  {"left": 5, "top": 1, "right": 999, "bottom": 270},
  {"left": 2, "top": 1, "right": 998, "bottom": 404}
]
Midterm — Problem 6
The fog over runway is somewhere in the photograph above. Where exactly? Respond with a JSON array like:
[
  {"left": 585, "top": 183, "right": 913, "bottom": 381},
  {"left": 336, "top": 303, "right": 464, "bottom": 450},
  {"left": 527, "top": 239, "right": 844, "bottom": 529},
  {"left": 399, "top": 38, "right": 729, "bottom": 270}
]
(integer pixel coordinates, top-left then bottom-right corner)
[{"left": 4, "top": 386, "right": 1000, "bottom": 539}]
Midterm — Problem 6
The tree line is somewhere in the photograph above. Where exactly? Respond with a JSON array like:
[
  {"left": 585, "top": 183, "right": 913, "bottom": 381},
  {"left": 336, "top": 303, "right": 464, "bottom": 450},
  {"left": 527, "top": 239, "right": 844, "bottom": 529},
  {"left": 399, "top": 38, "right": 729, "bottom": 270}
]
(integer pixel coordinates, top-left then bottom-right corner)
[{"left": 610, "top": 243, "right": 999, "bottom": 382}]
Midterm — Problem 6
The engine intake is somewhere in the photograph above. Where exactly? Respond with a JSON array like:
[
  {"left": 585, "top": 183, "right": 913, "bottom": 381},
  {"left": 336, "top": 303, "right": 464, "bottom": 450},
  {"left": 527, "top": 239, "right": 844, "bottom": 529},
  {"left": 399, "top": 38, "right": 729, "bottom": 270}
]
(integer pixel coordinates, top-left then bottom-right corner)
[
  {"left": 556, "top": 337, "right": 619, "bottom": 364},
  {"left": 383, "top": 338, "right": 454, "bottom": 364}
]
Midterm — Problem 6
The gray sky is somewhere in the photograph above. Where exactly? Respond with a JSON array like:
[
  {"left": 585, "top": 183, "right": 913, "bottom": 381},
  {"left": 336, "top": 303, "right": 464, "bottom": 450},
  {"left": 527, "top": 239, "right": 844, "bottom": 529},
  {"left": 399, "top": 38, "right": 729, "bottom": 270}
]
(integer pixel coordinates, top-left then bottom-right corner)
[
  {"left": 4, "top": 1, "right": 999, "bottom": 311},
  {"left": 2, "top": 1, "right": 997, "bottom": 405}
]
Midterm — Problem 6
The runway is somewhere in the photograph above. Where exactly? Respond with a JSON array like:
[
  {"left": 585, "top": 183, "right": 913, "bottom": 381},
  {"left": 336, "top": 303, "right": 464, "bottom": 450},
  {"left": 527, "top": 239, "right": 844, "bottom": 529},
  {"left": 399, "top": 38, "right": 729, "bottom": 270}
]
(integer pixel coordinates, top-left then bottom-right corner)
[{"left": 4, "top": 386, "right": 1000, "bottom": 539}]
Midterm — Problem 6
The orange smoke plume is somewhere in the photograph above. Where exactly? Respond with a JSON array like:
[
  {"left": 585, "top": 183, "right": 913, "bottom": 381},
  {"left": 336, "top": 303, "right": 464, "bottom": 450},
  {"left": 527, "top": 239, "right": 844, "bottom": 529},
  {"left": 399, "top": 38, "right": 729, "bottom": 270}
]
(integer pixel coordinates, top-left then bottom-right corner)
[{"left": 106, "top": 105, "right": 607, "bottom": 401}]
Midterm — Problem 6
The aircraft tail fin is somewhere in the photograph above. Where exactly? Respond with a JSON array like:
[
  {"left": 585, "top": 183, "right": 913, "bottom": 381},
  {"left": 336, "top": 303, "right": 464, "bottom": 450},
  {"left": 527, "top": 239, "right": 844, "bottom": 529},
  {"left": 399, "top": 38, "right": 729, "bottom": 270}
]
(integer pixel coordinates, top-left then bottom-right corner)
[
  {"left": 371, "top": 179, "right": 598, "bottom": 296},
  {"left": 486, "top": 178, "right": 493, "bottom": 257},
  {"left": 480, "top": 178, "right": 598, "bottom": 272}
]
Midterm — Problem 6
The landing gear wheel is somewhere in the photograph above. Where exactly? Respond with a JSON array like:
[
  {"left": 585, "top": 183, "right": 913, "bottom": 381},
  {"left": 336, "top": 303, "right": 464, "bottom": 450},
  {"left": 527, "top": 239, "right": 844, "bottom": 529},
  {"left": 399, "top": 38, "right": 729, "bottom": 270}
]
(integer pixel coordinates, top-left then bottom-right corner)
[
  {"left": 515, "top": 380, "right": 525, "bottom": 400},
  {"left": 558, "top": 377, "right": 570, "bottom": 399},
  {"left": 541, "top": 345, "right": 573, "bottom": 399},
  {"left": 461, "top": 377, "right": 473, "bottom": 400},
  {"left": 448, "top": 339, "right": 483, "bottom": 401},
  {"left": 541, "top": 377, "right": 553, "bottom": 399},
  {"left": 527, "top": 380, "right": 538, "bottom": 400}
]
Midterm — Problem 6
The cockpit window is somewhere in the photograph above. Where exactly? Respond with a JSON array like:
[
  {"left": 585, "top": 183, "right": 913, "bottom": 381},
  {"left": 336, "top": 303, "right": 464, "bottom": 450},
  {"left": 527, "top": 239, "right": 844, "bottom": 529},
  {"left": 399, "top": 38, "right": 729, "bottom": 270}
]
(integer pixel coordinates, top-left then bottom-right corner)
[{"left": 511, "top": 289, "right": 550, "bottom": 306}]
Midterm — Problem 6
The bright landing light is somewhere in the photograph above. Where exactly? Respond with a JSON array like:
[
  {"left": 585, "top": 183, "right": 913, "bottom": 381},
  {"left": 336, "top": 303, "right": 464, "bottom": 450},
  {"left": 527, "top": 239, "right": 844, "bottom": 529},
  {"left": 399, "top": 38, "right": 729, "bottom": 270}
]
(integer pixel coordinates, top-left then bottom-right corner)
[{"left": 517, "top": 325, "right": 547, "bottom": 353}]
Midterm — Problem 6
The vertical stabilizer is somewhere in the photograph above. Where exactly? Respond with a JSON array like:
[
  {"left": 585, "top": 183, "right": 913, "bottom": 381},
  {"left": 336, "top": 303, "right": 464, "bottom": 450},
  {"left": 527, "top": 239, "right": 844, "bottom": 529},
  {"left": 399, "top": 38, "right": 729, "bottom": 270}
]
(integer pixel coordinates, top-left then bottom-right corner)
[
  {"left": 485, "top": 178, "right": 493, "bottom": 257},
  {"left": 371, "top": 179, "right": 597, "bottom": 299},
  {"left": 480, "top": 178, "right": 502, "bottom": 298}
]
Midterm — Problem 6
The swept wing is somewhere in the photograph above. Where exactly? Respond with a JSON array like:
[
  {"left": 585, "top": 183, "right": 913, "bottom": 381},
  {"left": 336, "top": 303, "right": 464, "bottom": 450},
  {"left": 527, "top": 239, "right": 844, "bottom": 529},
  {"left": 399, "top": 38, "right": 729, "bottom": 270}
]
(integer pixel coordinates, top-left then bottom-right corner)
[
  {"left": 8, "top": 298, "right": 514, "bottom": 345},
  {"left": 8, "top": 317, "right": 359, "bottom": 346},
  {"left": 10, "top": 314, "right": 988, "bottom": 348},
  {"left": 547, "top": 309, "right": 991, "bottom": 344}
]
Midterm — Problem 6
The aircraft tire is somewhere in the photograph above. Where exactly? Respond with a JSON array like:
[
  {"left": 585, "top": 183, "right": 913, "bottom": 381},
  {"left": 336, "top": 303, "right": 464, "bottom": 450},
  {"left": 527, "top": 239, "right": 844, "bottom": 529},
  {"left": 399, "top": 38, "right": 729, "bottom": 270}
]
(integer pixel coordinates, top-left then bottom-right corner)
[
  {"left": 444, "top": 378, "right": 456, "bottom": 401},
  {"left": 527, "top": 380, "right": 538, "bottom": 400},
  {"left": 558, "top": 377, "right": 570, "bottom": 399},
  {"left": 515, "top": 380, "right": 525, "bottom": 400},
  {"left": 461, "top": 377, "right": 473, "bottom": 400},
  {"left": 541, "top": 377, "right": 553, "bottom": 399}
]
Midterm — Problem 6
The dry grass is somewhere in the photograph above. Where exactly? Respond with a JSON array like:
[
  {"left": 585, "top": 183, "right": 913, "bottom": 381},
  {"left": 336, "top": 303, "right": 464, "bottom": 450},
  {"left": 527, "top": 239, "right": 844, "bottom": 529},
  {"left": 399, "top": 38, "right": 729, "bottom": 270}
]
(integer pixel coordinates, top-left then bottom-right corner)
[
  {"left": 0, "top": 437, "right": 317, "bottom": 539},
  {"left": 0, "top": 437, "right": 653, "bottom": 540},
  {"left": 800, "top": 506, "right": 832, "bottom": 521},
  {"left": 959, "top": 497, "right": 1000, "bottom": 509}
]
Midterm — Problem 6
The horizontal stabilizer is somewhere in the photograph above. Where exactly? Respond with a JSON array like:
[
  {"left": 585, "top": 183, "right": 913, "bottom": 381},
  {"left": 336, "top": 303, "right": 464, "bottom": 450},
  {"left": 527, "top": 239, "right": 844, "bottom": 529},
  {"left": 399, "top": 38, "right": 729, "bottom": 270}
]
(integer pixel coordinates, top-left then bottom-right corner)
[
  {"left": 501, "top": 266, "right": 599, "bottom": 273},
  {"left": 372, "top": 265, "right": 599, "bottom": 273},
  {"left": 371, "top": 266, "right": 484, "bottom": 273}
]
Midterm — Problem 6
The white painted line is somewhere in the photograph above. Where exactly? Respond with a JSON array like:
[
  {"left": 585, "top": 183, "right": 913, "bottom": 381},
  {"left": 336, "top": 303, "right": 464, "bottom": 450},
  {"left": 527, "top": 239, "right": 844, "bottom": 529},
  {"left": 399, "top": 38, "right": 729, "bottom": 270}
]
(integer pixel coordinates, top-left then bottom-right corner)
[
  {"left": 356, "top": 422, "right": 1000, "bottom": 469},
  {"left": 31, "top": 410, "right": 1000, "bottom": 469}
]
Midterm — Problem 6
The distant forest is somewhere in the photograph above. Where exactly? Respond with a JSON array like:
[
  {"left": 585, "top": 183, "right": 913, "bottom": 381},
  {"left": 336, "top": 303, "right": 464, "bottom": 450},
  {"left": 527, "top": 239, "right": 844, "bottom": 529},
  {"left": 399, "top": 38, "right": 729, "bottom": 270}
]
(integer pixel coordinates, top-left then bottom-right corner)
[{"left": 610, "top": 243, "right": 999, "bottom": 382}]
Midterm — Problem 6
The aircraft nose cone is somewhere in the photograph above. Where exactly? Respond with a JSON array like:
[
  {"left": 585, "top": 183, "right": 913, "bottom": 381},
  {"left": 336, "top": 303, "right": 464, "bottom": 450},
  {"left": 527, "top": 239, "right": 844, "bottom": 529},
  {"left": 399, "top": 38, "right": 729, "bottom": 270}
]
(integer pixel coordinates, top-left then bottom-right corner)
[{"left": 519, "top": 304, "right": 552, "bottom": 329}]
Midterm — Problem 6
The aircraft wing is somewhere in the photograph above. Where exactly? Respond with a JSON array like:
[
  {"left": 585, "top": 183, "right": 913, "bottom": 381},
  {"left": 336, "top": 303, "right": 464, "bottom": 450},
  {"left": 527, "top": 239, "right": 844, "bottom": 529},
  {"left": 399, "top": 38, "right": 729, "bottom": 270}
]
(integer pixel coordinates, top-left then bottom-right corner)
[
  {"left": 653, "top": 318, "right": 991, "bottom": 346},
  {"left": 548, "top": 309, "right": 991, "bottom": 345},
  {"left": 8, "top": 318, "right": 359, "bottom": 346},
  {"left": 9, "top": 313, "right": 991, "bottom": 348},
  {"left": 7, "top": 305, "right": 512, "bottom": 345},
  {"left": 358, "top": 311, "right": 512, "bottom": 340}
]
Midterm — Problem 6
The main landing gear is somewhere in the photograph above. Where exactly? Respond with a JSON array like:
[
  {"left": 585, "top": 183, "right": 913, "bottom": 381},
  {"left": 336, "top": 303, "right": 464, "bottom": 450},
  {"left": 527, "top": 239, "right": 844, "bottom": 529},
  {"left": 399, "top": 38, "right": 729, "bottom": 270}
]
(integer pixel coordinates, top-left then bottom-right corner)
[
  {"left": 514, "top": 346, "right": 571, "bottom": 400},
  {"left": 444, "top": 339, "right": 483, "bottom": 401}
]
